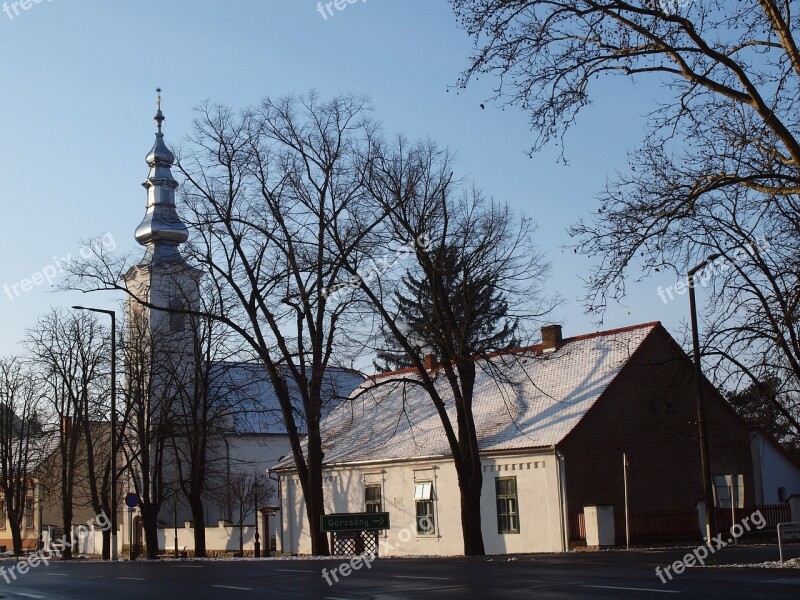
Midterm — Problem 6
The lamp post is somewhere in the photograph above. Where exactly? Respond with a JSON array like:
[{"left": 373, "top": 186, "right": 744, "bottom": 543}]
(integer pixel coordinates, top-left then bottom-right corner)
[
  {"left": 687, "top": 256, "right": 720, "bottom": 542},
  {"left": 73, "top": 305, "right": 118, "bottom": 560},
  {"left": 254, "top": 478, "right": 260, "bottom": 558}
]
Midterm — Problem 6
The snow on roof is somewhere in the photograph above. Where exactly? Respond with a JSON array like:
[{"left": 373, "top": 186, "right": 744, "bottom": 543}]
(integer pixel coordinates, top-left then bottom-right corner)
[
  {"left": 208, "top": 362, "right": 365, "bottom": 435},
  {"left": 275, "top": 323, "right": 659, "bottom": 469}
]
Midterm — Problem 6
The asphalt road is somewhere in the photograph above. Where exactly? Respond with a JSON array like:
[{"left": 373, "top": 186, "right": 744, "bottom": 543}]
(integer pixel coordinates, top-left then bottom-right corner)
[{"left": 0, "top": 545, "right": 798, "bottom": 599}]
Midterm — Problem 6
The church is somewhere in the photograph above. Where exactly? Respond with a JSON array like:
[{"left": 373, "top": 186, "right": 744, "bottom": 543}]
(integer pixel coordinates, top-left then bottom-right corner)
[{"left": 111, "top": 98, "right": 361, "bottom": 557}]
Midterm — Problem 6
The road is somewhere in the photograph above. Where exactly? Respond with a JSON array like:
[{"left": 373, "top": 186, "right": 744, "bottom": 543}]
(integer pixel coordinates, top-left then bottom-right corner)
[{"left": 0, "top": 545, "right": 798, "bottom": 599}]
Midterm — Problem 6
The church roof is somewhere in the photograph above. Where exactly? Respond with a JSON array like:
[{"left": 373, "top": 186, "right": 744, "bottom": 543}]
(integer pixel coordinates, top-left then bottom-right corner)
[
  {"left": 274, "top": 322, "right": 659, "bottom": 469},
  {"left": 208, "top": 362, "right": 365, "bottom": 435}
]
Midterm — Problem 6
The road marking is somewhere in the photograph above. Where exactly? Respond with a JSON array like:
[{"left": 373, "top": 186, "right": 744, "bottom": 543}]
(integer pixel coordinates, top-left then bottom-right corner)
[
  {"left": 44, "top": 573, "right": 68, "bottom": 576},
  {"left": 16, "top": 593, "right": 45, "bottom": 599},
  {"left": 211, "top": 585, "right": 251, "bottom": 591},
  {"left": 393, "top": 575, "right": 451, "bottom": 581},
  {"left": 583, "top": 585, "right": 680, "bottom": 594},
  {"left": 276, "top": 568, "right": 316, "bottom": 573},
  {"left": 117, "top": 577, "right": 147, "bottom": 581}
]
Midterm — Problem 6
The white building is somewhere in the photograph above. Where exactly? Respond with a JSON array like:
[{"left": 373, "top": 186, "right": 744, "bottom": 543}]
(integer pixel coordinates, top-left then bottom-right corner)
[{"left": 274, "top": 323, "right": 800, "bottom": 556}]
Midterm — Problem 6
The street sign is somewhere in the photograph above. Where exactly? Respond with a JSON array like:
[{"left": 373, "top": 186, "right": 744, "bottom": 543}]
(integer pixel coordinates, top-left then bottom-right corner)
[
  {"left": 321, "top": 512, "right": 390, "bottom": 532},
  {"left": 779, "top": 522, "right": 800, "bottom": 541},
  {"left": 125, "top": 492, "right": 140, "bottom": 509},
  {"left": 777, "top": 522, "right": 800, "bottom": 563}
]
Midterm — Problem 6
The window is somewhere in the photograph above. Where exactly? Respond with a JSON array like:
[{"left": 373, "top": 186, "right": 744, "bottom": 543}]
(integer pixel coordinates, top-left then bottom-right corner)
[
  {"left": 414, "top": 481, "right": 435, "bottom": 534},
  {"left": 169, "top": 299, "right": 186, "bottom": 333},
  {"left": 0, "top": 500, "right": 5, "bottom": 530},
  {"left": 24, "top": 496, "right": 34, "bottom": 529},
  {"left": 496, "top": 477, "right": 519, "bottom": 534},
  {"left": 365, "top": 485, "right": 382, "bottom": 513}
]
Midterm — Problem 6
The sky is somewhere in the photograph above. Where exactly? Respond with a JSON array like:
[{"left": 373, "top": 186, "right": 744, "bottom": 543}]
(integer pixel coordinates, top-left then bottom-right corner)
[{"left": 0, "top": 0, "right": 693, "bottom": 360}]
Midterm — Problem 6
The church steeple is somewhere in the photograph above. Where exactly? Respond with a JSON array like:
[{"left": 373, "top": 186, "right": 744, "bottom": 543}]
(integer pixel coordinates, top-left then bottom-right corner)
[{"left": 134, "top": 88, "right": 189, "bottom": 265}]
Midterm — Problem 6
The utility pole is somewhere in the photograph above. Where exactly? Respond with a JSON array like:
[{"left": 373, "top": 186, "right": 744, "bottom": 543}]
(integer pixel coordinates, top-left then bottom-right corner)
[{"left": 687, "top": 256, "right": 720, "bottom": 541}]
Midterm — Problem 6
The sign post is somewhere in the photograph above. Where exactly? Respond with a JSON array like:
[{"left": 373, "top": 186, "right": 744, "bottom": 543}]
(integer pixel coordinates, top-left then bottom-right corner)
[
  {"left": 321, "top": 512, "right": 390, "bottom": 533},
  {"left": 778, "top": 522, "right": 800, "bottom": 563},
  {"left": 125, "top": 493, "right": 140, "bottom": 561}
]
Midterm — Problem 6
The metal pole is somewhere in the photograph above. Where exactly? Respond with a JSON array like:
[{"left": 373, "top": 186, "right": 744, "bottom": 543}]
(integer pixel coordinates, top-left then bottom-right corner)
[
  {"left": 623, "top": 453, "right": 630, "bottom": 550},
  {"left": 72, "top": 306, "right": 117, "bottom": 560},
  {"left": 254, "top": 480, "right": 261, "bottom": 558},
  {"left": 687, "top": 260, "right": 719, "bottom": 542},
  {"left": 778, "top": 523, "right": 784, "bottom": 563},
  {"left": 129, "top": 508, "right": 134, "bottom": 561},
  {"left": 730, "top": 476, "right": 737, "bottom": 545}
]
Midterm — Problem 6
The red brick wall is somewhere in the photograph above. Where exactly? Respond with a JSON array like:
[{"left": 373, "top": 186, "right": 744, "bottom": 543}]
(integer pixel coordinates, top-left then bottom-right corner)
[{"left": 558, "top": 326, "right": 754, "bottom": 516}]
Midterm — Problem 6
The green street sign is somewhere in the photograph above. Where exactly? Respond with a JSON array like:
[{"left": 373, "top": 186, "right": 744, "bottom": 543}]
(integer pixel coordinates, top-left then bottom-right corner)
[{"left": 321, "top": 512, "right": 390, "bottom": 532}]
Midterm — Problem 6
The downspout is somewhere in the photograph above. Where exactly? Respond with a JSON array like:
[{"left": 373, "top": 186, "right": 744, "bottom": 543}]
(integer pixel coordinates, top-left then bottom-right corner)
[{"left": 555, "top": 449, "right": 569, "bottom": 553}]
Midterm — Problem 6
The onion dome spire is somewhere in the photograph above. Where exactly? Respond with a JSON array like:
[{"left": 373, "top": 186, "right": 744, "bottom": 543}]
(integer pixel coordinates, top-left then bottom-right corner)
[{"left": 134, "top": 88, "right": 189, "bottom": 264}]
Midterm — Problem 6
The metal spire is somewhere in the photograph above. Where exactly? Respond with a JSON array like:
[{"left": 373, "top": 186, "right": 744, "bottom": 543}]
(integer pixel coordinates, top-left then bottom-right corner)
[
  {"left": 155, "top": 87, "right": 164, "bottom": 133},
  {"left": 134, "top": 88, "right": 189, "bottom": 265}
]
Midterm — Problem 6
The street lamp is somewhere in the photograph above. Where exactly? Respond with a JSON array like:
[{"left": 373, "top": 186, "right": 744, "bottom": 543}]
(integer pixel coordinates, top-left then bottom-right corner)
[
  {"left": 254, "top": 478, "right": 260, "bottom": 558},
  {"left": 73, "top": 305, "right": 118, "bottom": 561},
  {"left": 687, "top": 256, "right": 720, "bottom": 542}
]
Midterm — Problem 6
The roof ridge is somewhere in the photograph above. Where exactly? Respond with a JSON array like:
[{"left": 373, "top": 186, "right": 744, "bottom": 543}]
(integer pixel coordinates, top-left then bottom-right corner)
[{"left": 369, "top": 321, "right": 661, "bottom": 380}]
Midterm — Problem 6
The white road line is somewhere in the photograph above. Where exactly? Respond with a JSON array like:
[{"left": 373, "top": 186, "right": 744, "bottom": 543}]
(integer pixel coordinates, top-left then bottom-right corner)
[
  {"left": 583, "top": 585, "right": 680, "bottom": 594},
  {"left": 211, "top": 585, "right": 251, "bottom": 591},
  {"left": 15, "top": 593, "right": 45, "bottom": 599},
  {"left": 44, "top": 573, "right": 68, "bottom": 576},
  {"left": 276, "top": 568, "right": 316, "bottom": 573},
  {"left": 117, "top": 577, "right": 147, "bottom": 581},
  {"left": 392, "top": 575, "right": 451, "bottom": 581}
]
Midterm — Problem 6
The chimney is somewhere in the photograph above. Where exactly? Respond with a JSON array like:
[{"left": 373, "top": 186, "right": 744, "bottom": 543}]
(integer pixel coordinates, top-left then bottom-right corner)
[
  {"left": 423, "top": 353, "right": 437, "bottom": 370},
  {"left": 60, "top": 416, "right": 72, "bottom": 440},
  {"left": 541, "top": 325, "right": 563, "bottom": 353}
]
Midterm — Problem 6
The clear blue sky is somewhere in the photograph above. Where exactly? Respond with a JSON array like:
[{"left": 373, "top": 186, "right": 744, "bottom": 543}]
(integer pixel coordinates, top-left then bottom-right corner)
[{"left": 0, "top": 0, "right": 691, "bottom": 359}]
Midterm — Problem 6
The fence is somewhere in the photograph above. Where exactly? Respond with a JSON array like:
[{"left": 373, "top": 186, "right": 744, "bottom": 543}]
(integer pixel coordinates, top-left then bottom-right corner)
[{"left": 569, "top": 503, "right": 791, "bottom": 545}]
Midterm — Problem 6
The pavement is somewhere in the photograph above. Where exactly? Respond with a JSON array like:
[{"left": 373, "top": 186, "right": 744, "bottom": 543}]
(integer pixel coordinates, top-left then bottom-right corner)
[{"left": 0, "top": 544, "right": 797, "bottom": 599}]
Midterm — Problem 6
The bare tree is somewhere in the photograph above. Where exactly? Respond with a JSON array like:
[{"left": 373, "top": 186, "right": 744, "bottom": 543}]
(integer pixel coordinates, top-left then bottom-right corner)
[
  {"left": 453, "top": 0, "right": 800, "bottom": 435},
  {"left": 119, "top": 308, "right": 176, "bottom": 559},
  {"left": 25, "top": 308, "right": 109, "bottom": 559},
  {"left": 0, "top": 357, "right": 44, "bottom": 554},
  {"left": 225, "top": 470, "right": 272, "bottom": 556},
  {"left": 166, "top": 302, "right": 248, "bottom": 558},
  {"left": 172, "top": 93, "right": 378, "bottom": 555},
  {"left": 335, "top": 139, "right": 554, "bottom": 555}
]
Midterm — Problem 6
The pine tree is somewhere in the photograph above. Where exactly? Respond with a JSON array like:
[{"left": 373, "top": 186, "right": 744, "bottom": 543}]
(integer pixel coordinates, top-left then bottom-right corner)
[{"left": 375, "top": 244, "right": 518, "bottom": 372}]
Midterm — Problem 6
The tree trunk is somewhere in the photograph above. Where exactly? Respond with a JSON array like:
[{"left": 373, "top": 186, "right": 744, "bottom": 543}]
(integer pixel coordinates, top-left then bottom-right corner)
[
  {"left": 61, "top": 504, "right": 73, "bottom": 559},
  {"left": 9, "top": 518, "right": 22, "bottom": 555},
  {"left": 189, "top": 495, "right": 206, "bottom": 558},
  {"left": 304, "top": 420, "right": 329, "bottom": 556},
  {"left": 101, "top": 528, "right": 110, "bottom": 560},
  {"left": 141, "top": 503, "right": 160, "bottom": 559},
  {"left": 456, "top": 461, "right": 485, "bottom": 556}
]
